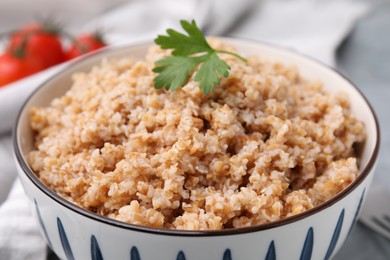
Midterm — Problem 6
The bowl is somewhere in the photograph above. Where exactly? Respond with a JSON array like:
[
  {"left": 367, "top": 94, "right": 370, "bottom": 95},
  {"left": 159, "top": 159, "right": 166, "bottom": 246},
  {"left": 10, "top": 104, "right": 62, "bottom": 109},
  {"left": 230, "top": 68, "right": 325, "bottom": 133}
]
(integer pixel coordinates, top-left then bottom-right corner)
[{"left": 13, "top": 38, "right": 380, "bottom": 260}]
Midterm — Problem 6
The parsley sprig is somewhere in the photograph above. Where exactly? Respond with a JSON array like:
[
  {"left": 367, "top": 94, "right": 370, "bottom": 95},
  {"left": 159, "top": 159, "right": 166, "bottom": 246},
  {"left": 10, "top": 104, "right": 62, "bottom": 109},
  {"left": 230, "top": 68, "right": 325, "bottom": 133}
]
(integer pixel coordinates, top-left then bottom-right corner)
[{"left": 153, "top": 20, "right": 247, "bottom": 94}]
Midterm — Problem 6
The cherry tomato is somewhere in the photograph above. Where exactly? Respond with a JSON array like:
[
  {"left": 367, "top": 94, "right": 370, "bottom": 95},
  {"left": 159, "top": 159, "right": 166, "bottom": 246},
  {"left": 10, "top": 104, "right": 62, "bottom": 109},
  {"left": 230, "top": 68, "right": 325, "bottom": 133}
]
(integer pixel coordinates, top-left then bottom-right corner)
[
  {"left": 66, "top": 33, "right": 107, "bottom": 60},
  {"left": 15, "top": 23, "right": 42, "bottom": 34},
  {"left": 8, "top": 23, "right": 65, "bottom": 69},
  {"left": 0, "top": 53, "right": 40, "bottom": 87}
]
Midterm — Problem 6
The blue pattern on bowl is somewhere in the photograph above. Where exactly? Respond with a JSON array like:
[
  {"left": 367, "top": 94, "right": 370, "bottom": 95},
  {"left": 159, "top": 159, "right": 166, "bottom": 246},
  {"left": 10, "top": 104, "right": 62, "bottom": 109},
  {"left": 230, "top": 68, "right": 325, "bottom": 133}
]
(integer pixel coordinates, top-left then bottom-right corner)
[
  {"left": 57, "top": 217, "right": 74, "bottom": 260},
  {"left": 348, "top": 189, "right": 365, "bottom": 236},
  {"left": 265, "top": 240, "right": 276, "bottom": 260},
  {"left": 223, "top": 249, "right": 232, "bottom": 260},
  {"left": 34, "top": 199, "right": 52, "bottom": 248},
  {"left": 300, "top": 227, "right": 314, "bottom": 260},
  {"left": 176, "top": 251, "right": 186, "bottom": 260},
  {"left": 91, "top": 235, "right": 103, "bottom": 260},
  {"left": 46, "top": 206, "right": 353, "bottom": 260},
  {"left": 131, "top": 246, "right": 141, "bottom": 260},
  {"left": 324, "top": 209, "right": 345, "bottom": 260}
]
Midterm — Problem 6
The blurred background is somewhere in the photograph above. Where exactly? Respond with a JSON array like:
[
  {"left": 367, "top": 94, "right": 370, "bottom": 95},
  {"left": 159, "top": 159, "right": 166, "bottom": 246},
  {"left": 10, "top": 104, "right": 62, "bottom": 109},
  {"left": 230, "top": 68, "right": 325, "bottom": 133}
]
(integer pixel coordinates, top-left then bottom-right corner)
[
  {"left": 0, "top": 0, "right": 126, "bottom": 32},
  {"left": 0, "top": 0, "right": 389, "bottom": 259}
]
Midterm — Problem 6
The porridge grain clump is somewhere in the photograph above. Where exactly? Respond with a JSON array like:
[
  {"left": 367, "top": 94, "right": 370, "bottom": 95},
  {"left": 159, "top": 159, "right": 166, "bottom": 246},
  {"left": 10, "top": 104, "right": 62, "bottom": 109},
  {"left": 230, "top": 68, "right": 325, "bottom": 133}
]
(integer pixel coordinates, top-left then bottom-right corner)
[{"left": 29, "top": 40, "right": 366, "bottom": 230}]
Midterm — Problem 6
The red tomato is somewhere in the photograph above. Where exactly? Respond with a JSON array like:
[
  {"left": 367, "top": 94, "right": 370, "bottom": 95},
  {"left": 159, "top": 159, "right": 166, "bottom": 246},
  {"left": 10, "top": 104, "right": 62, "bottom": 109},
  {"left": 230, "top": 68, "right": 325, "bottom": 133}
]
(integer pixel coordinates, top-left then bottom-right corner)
[
  {"left": 0, "top": 53, "right": 40, "bottom": 87},
  {"left": 66, "top": 33, "right": 107, "bottom": 60},
  {"left": 16, "top": 23, "right": 42, "bottom": 33},
  {"left": 8, "top": 24, "right": 65, "bottom": 69}
]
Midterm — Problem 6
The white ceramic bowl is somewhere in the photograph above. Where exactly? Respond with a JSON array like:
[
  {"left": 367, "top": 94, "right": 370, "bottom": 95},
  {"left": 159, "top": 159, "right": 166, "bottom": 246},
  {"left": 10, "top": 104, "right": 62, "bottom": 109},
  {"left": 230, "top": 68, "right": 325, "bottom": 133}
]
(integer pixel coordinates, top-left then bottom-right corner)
[{"left": 14, "top": 38, "right": 380, "bottom": 260}]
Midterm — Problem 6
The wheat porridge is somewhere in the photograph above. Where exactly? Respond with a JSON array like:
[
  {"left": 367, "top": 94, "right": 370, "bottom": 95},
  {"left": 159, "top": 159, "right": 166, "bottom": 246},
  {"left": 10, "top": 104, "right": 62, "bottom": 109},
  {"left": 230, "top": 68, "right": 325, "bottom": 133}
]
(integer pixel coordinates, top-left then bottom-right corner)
[{"left": 29, "top": 40, "right": 365, "bottom": 230}]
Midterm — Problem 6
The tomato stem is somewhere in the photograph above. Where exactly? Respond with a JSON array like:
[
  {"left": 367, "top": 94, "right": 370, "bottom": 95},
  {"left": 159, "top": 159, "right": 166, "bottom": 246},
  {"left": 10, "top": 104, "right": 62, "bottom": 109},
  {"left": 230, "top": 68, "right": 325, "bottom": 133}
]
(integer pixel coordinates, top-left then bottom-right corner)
[
  {"left": 33, "top": 15, "right": 63, "bottom": 35},
  {"left": 12, "top": 34, "right": 29, "bottom": 58},
  {"left": 62, "top": 31, "right": 87, "bottom": 53}
]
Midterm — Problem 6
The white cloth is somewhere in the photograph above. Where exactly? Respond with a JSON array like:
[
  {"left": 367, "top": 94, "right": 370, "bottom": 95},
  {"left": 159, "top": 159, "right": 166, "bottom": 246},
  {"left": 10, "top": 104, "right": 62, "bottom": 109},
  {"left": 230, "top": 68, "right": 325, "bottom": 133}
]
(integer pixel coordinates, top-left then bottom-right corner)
[
  {"left": 0, "top": 181, "right": 47, "bottom": 260},
  {"left": 0, "top": 0, "right": 370, "bottom": 259},
  {"left": 229, "top": 0, "right": 369, "bottom": 66}
]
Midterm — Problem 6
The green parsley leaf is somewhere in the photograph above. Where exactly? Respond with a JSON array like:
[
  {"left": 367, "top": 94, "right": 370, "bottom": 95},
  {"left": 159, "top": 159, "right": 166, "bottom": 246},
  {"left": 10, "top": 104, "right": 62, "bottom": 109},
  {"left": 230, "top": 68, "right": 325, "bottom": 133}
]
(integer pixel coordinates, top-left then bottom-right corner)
[
  {"left": 153, "top": 56, "right": 198, "bottom": 91},
  {"left": 153, "top": 19, "right": 247, "bottom": 94},
  {"left": 195, "top": 53, "right": 230, "bottom": 94},
  {"left": 155, "top": 20, "right": 212, "bottom": 56}
]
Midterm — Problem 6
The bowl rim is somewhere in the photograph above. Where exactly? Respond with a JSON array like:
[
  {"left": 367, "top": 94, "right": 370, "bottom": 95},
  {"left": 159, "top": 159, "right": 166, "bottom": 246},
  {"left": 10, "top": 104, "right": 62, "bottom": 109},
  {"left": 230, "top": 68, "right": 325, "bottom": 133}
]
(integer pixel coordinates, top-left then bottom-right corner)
[{"left": 13, "top": 37, "right": 381, "bottom": 237}]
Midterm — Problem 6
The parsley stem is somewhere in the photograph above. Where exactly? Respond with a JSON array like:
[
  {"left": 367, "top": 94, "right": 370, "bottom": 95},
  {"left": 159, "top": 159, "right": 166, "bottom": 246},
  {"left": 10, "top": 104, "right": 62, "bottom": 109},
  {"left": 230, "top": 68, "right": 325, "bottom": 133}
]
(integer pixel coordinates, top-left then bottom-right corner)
[{"left": 217, "top": 50, "right": 247, "bottom": 63}]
